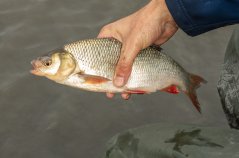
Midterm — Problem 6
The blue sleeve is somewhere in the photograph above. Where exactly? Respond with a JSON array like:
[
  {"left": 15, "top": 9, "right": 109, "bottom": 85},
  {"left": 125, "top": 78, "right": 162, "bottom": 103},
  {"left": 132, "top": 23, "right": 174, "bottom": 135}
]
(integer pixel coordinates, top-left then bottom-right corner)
[{"left": 165, "top": 0, "right": 239, "bottom": 36}]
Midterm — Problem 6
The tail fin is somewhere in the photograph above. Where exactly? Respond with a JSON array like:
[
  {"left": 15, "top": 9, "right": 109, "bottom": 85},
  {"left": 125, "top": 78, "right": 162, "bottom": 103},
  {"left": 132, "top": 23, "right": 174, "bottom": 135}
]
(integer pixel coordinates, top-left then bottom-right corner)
[{"left": 185, "top": 74, "right": 207, "bottom": 113}]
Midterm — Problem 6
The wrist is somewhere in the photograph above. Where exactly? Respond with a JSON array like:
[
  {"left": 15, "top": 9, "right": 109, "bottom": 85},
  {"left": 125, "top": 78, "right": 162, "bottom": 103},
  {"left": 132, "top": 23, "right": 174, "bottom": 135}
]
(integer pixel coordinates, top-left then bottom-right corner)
[{"left": 151, "top": 0, "right": 178, "bottom": 28}]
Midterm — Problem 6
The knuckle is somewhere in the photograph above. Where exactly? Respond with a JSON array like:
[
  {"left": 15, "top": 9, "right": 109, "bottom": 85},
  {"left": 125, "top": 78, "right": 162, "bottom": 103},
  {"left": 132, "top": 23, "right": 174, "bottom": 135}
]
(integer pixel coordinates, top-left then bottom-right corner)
[
  {"left": 134, "top": 39, "right": 143, "bottom": 50},
  {"left": 100, "top": 25, "right": 111, "bottom": 33},
  {"left": 127, "top": 34, "right": 143, "bottom": 50}
]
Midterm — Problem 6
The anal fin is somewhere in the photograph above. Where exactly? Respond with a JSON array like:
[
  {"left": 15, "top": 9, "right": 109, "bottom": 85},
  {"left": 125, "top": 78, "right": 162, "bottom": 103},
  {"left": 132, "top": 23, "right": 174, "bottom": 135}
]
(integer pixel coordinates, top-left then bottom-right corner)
[{"left": 161, "top": 85, "right": 180, "bottom": 94}]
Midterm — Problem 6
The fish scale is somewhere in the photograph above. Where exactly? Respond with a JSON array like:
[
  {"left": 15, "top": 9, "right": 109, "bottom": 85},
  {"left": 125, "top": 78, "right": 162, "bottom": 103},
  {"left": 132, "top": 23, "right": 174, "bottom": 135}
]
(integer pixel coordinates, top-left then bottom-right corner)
[
  {"left": 31, "top": 38, "right": 207, "bottom": 113},
  {"left": 64, "top": 38, "right": 186, "bottom": 90},
  {"left": 64, "top": 39, "right": 120, "bottom": 79}
]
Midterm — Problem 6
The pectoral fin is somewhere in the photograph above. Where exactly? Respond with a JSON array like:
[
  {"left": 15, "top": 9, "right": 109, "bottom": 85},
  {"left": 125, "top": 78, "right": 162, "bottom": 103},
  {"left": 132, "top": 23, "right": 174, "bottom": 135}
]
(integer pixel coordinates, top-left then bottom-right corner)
[
  {"left": 126, "top": 90, "right": 147, "bottom": 94},
  {"left": 79, "top": 74, "right": 110, "bottom": 84}
]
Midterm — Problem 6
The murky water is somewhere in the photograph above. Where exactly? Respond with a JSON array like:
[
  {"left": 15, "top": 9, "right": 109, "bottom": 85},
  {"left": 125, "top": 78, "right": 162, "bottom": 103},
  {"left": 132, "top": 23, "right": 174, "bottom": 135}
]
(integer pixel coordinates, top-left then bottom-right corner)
[{"left": 0, "top": 0, "right": 237, "bottom": 157}]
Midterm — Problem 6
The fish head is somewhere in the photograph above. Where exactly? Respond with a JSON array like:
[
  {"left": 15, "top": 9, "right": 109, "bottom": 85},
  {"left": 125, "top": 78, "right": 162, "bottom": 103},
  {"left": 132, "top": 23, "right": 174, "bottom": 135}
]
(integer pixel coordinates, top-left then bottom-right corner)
[
  {"left": 31, "top": 55, "right": 58, "bottom": 76},
  {"left": 31, "top": 49, "right": 77, "bottom": 81}
]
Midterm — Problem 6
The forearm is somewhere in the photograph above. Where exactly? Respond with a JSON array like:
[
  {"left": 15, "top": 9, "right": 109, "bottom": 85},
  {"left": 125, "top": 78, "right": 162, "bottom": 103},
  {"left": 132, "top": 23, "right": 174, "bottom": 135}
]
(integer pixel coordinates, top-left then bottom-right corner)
[{"left": 165, "top": 0, "right": 239, "bottom": 36}]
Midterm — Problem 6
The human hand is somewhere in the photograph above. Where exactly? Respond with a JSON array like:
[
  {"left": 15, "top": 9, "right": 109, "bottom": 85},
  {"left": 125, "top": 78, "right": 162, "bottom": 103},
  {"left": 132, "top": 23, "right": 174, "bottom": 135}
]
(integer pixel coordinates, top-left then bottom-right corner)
[{"left": 98, "top": 0, "right": 178, "bottom": 99}]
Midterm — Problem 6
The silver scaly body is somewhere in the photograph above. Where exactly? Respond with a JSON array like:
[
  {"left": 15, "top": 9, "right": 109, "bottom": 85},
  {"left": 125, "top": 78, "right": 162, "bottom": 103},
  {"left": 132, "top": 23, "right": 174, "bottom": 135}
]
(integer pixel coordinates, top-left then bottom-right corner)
[{"left": 61, "top": 38, "right": 189, "bottom": 93}]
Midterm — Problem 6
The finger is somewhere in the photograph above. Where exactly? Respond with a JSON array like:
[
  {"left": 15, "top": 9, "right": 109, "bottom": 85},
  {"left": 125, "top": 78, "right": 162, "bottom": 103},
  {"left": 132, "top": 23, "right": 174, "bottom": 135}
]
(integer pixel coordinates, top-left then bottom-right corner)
[
  {"left": 98, "top": 25, "right": 113, "bottom": 38},
  {"left": 154, "top": 38, "right": 165, "bottom": 46},
  {"left": 113, "top": 39, "right": 142, "bottom": 87},
  {"left": 153, "top": 33, "right": 173, "bottom": 45},
  {"left": 121, "top": 93, "right": 131, "bottom": 100},
  {"left": 97, "top": 25, "right": 123, "bottom": 42},
  {"left": 106, "top": 92, "right": 114, "bottom": 99}
]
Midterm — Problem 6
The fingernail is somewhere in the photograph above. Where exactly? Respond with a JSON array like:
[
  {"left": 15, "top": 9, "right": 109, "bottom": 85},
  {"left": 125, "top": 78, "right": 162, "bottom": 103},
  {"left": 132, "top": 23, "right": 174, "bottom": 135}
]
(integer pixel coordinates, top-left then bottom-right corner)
[
  {"left": 114, "top": 76, "right": 124, "bottom": 87},
  {"left": 124, "top": 94, "right": 130, "bottom": 100},
  {"left": 106, "top": 93, "right": 114, "bottom": 99}
]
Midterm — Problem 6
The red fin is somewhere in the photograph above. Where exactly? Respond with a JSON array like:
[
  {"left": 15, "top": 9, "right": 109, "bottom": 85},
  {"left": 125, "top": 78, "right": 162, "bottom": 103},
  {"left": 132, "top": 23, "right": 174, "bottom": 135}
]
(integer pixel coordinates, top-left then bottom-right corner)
[
  {"left": 83, "top": 75, "right": 110, "bottom": 84},
  {"left": 126, "top": 90, "right": 147, "bottom": 94},
  {"left": 185, "top": 73, "right": 207, "bottom": 113},
  {"left": 185, "top": 91, "right": 201, "bottom": 113},
  {"left": 161, "top": 85, "right": 179, "bottom": 94}
]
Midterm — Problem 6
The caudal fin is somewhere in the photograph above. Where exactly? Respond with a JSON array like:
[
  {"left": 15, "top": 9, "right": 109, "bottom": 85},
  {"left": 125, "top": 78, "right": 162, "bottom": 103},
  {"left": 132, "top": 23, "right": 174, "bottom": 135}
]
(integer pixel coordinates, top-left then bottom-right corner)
[{"left": 185, "top": 74, "right": 207, "bottom": 113}]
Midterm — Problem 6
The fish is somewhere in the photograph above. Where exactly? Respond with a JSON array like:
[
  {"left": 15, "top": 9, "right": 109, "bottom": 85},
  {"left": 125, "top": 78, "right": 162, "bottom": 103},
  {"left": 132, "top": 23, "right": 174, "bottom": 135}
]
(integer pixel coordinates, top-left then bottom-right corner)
[{"left": 30, "top": 38, "right": 207, "bottom": 113}]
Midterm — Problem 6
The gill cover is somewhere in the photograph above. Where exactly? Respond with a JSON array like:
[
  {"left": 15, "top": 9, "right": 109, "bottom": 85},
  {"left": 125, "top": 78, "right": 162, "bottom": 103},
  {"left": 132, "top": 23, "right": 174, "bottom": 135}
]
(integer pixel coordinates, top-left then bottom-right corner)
[{"left": 46, "top": 49, "right": 77, "bottom": 81}]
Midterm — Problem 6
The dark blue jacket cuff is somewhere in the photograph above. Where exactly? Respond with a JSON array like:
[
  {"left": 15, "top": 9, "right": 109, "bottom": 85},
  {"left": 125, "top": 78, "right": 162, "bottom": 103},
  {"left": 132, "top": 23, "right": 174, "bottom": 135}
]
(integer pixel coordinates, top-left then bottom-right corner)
[{"left": 165, "top": 0, "right": 239, "bottom": 36}]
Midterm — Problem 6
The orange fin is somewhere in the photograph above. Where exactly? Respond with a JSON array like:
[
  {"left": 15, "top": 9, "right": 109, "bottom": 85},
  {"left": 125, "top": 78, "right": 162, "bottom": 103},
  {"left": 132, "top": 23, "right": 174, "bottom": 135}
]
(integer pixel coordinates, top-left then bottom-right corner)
[
  {"left": 82, "top": 75, "right": 110, "bottom": 84},
  {"left": 161, "top": 85, "right": 180, "bottom": 94},
  {"left": 185, "top": 73, "right": 207, "bottom": 113}
]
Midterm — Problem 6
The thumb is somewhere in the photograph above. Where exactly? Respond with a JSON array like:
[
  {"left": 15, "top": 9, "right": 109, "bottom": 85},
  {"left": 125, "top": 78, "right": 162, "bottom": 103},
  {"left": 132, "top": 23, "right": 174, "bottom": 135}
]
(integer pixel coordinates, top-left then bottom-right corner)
[{"left": 114, "top": 39, "right": 142, "bottom": 87}]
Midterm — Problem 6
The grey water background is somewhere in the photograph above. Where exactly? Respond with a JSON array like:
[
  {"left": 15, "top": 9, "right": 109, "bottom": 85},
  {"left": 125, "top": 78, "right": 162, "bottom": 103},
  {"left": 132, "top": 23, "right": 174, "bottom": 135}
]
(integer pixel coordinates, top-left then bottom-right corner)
[{"left": 0, "top": 0, "right": 237, "bottom": 157}]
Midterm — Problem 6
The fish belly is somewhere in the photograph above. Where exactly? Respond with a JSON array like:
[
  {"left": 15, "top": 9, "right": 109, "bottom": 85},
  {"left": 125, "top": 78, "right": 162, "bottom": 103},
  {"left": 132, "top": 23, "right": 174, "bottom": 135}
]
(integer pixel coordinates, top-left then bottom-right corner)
[{"left": 60, "top": 71, "right": 186, "bottom": 94}]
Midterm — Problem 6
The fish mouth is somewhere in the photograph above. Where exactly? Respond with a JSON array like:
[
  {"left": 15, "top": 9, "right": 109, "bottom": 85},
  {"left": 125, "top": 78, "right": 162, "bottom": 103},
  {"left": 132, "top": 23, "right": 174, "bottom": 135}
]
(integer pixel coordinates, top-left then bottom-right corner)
[
  {"left": 31, "top": 60, "right": 37, "bottom": 69},
  {"left": 30, "top": 60, "right": 43, "bottom": 76},
  {"left": 30, "top": 60, "right": 38, "bottom": 74}
]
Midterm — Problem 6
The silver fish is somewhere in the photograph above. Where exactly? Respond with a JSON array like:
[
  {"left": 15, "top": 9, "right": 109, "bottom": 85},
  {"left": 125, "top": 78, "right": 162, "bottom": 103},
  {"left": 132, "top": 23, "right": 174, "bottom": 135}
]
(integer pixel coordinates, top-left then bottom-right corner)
[{"left": 31, "top": 38, "right": 206, "bottom": 113}]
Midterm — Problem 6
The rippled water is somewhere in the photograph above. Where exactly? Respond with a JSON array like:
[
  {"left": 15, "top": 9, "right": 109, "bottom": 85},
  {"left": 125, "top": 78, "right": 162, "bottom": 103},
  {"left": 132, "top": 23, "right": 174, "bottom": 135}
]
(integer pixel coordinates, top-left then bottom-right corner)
[{"left": 0, "top": 0, "right": 236, "bottom": 157}]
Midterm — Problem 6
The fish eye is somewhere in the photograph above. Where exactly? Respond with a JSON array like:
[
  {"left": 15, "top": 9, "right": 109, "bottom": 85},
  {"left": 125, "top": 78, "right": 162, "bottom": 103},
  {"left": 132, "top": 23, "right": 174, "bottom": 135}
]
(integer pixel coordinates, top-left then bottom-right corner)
[{"left": 44, "top": 60, "right": 52, "bottom": 66}]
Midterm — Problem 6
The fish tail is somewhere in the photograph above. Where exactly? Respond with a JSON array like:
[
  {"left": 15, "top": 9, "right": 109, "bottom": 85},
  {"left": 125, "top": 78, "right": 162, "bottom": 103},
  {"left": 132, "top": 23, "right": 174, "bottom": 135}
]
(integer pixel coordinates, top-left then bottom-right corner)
[
  {"left": 190, "top": 74, "right": 207, "bottom": 89},
  {"left": 185, "top": 74, "right": 207, "bottom": 113}
]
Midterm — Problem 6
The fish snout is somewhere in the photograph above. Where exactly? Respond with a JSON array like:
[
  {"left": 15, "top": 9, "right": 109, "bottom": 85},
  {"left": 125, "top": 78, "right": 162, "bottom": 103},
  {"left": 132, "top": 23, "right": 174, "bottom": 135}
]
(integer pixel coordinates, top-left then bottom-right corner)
[
  {"left": 31, "top": 59, "right": 43, "bottom": 69},
  {"left": 30, "top": 59, "right": 44, "bottom": 76},
  {"left": 31, "top": 60, "right": 37, "bottom": 69}
]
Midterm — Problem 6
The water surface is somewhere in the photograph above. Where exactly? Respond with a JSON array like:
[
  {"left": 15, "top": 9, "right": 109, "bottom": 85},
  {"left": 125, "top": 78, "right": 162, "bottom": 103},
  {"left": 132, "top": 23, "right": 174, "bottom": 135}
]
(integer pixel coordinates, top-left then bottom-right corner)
[{"left": 0, "top": 0, "right": 236, "bottom": 158}]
